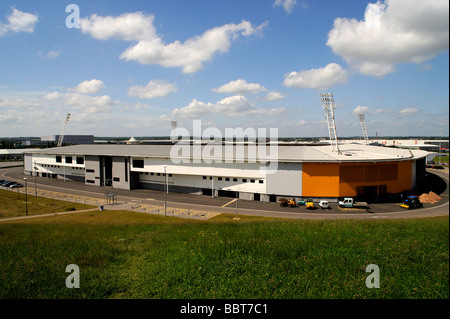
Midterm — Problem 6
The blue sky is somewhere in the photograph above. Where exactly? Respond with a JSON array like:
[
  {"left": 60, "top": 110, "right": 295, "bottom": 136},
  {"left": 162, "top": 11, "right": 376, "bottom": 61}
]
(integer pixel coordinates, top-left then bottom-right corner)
[{"left": 0, "top": 0, "right": 448, "bottom": 138}]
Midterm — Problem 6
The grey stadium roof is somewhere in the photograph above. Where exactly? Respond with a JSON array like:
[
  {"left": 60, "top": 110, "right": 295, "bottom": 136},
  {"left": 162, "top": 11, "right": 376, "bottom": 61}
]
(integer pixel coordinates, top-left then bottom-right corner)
[{"left": 25, "top": 143, "right": 430, "bottom": 163}]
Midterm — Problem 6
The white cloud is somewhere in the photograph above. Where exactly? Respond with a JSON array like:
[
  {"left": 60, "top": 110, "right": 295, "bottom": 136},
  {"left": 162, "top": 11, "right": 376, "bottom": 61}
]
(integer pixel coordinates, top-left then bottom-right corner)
[
  {"left": 166, "top": 95, "right": 285, "bottom": 119},
  {"left": 326, "top": 0, "right": 449, "bottom": 77},
  {"left": 274, "top": 0, "right": 297, "bottom": 15},
  {"left": 283, "top": 63, "right": 348, "bottom": 90},
  {"left": 0, "top": 8, "right": 38, "bottom": 37},
  {"left": 80, "top": 12, "right": 156, "bottom": 41},
  {"left": 212, "top": 79, "right": 267, "bottom": 95},
  {"left": 399, "top": 107, "right": 420, "bottom": 115},
  {"left": 352, "top": 105, "right": 386, "bottom": 116},
  {"left": 45, "top": 50, "right": 60, "bottom": 59},
  {"left": 263, "top": 91, "right": 286, "bottom": 101},
  {"left": 70, "top": 79, "right": 105, "bottom": 94},
  {"left": 44, "top": 91, "right": 116, "bottom": 114},
  {"left": 80, "top": 12, "right": 268, "bottom": 73},
  {"left": 128, "top": 80, "right": 178, "bottom": 99}
]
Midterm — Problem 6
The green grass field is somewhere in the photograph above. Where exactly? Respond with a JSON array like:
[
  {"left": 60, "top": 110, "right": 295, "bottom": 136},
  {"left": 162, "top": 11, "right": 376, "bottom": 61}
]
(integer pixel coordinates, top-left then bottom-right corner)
[
  {"left": 0, "top": 209, "right": 448, "bottom": 299},
  {"left": 0, "top": 189, "right": 94, "bottom": 218}
]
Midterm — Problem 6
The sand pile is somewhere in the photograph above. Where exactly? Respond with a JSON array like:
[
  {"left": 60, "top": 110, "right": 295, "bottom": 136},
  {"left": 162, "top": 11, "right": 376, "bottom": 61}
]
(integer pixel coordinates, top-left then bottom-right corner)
[{"left": 419, "top": 191, "right": 442, "bottom": 204}]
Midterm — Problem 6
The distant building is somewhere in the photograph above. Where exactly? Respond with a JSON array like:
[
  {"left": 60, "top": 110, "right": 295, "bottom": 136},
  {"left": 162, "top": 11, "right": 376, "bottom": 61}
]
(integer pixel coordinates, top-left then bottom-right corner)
[{"left": 40, "top": 135, "right": 94, "bottom": 145}]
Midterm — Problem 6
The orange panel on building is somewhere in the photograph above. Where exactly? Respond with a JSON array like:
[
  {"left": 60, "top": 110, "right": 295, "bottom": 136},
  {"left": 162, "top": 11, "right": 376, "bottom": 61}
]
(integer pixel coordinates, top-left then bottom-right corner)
[
  {"left": 302, "top": 163, "right": 340, "bottom": 197},
  {"left": 303, "top": 161, "right": 413, "bottom": 198}
]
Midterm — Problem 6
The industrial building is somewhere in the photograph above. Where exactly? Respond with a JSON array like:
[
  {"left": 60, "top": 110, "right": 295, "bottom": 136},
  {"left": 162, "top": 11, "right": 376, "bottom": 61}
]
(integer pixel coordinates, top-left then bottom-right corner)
[
  {"left": 23, "top": 142, "right": 429, "bottom": 202},
  {"left": 40, "top": 135, "right": 94, "bottom": 145}
]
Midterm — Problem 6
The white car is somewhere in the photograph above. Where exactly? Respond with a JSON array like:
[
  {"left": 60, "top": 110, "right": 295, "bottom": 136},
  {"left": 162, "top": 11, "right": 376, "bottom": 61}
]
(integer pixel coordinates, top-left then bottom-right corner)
[{"left": 318, "top": 200, "right": 329, "bottom": 209}]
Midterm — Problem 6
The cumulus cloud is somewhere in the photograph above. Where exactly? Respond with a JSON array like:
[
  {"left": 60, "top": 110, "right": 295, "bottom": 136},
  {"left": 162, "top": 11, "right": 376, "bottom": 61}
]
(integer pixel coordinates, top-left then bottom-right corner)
[
  {"left": 80, "top": 12, "right": 267, "bottom": 73},
  {"left": 45, "top": 50, "right": 60, "bottom": 59},
  {"left": 263, "top": 91, "right": 286, "bottom": 101},
  {"left": 44, "top": 91, "right": 116, "bottom": 114},
  {"left": 326, "top": 0, "right": 449, "bottom": 77},
  {"left": 0, "top": 8, "right": 38, "bottom": 37},
  {"left": 70, "top": 79, "right": 105, "bottom": 94},
  {"left": 274, "top": 0, "right": 297, "bottom": 15},
  {"left": 352, "top": 105, "right": 386, "bottom": 116},
  {"left": 212, "top": 79, "right": 267, "bottom": 95},
  {"left": 165, "top": 95, "right": 285, "bottom": 119},
  {"left": 399, "top": 107, "right": 420, "bottom": 115},
  {"left": 283, "top": 63, "right": 348, "bottom": 90},
  {"left": 128, "top": 80, "right": 178, "bottom": 99}
]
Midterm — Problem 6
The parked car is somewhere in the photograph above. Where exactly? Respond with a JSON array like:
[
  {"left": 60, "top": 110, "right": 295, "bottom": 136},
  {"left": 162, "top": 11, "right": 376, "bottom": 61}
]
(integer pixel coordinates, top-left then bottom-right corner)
[
  {"left": 319, "top": 200, "right": 329, "bottom": 209},
  {"left": 1, "top": 180, "right": 14, "bottom": 187},
  {"left": 9, "top": 182, "right": 23, "bottom": 188}
]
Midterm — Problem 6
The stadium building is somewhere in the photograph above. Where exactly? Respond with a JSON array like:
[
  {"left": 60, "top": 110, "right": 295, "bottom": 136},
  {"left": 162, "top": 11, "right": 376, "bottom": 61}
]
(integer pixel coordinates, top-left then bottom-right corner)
[{"left": 24, "top": 142, "right": 429, "bottom": 202}]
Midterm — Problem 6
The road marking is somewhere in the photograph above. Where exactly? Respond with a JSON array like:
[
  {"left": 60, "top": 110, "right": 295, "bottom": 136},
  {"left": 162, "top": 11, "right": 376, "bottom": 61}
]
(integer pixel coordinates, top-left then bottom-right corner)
[{"left": 221, "top": 198, "right": 237, "bottom": 207}]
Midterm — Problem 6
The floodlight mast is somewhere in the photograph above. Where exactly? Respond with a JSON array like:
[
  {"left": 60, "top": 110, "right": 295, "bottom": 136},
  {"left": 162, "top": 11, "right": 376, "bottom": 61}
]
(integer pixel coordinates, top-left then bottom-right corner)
[
  {"left": 170, "top": 121, "right": 177, "bottom": 143},
  {"left": 319, "top": 93, "right": 340, "bottom": 153},
  {"left": 57, "top": 113, "right": 71, "bottom": 147},
  {"left": 358, "top": 113, "right": 369, "bottom": 144}
]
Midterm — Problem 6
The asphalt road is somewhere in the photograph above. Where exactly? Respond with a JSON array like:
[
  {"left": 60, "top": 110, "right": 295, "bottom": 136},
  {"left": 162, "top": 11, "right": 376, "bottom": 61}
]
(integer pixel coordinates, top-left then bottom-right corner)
[{"left": 1, "top": 165, "right": 448, "bottom": 220}]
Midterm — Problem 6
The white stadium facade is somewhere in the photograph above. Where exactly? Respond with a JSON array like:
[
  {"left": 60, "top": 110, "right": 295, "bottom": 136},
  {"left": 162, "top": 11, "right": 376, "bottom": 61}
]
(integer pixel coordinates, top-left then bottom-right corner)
[{"left": 23, "top": 142, "right": 431, "bottom": 203}]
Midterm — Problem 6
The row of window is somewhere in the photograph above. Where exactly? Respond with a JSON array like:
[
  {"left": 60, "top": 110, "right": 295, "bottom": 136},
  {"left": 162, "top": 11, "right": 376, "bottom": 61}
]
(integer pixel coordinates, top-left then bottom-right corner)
[
  {"left": 203, "top": 176, "right": 264, "bottom": 184},
  {"left": 139, "top": 172, "right": 172, "bottom": 177},
  {"left": 55, "top": 156, "right": 84, "bottom": 165},
  {"left": 39, "top": 164, "right": 84, "bottom": 170},
  {"left": 138, "top": 172, "right": 264, "bottom": 184}
]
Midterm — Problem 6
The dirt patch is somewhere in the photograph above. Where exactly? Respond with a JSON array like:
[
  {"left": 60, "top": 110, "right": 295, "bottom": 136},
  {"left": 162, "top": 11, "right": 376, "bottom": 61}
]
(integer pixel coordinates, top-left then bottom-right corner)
[{"left": 419, "top": 191, "right": 442, "bottom": 204}]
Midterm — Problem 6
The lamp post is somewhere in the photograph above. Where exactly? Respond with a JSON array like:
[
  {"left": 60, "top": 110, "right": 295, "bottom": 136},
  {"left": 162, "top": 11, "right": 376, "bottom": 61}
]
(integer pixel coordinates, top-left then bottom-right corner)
[
  {"left": 24, "top": 177, "right": 28, "bottom": 216},
  {"left": 164, "top": 165, "right": 167, "bottom": 217},
  {"left": 33, "top": 160, "right": 37, "bottom": 197},
  {"left": 235, "top": 189, "right": 239, "bottom": 220}
]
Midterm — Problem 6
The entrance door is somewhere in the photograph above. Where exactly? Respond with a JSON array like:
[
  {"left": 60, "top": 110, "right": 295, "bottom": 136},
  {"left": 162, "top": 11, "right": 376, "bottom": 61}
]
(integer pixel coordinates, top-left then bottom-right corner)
[{"left": 363, "top": 186, "right": 378, "bottom": 203}]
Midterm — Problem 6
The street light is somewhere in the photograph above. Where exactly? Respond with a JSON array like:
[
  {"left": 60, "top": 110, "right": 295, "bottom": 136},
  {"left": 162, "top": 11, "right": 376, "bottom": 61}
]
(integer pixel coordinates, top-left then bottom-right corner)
[
  {"left": 164, "top": 165, "right": 167, "bottom": 217},
  {"left": 24, "top": 177, "right": 28, "bottom": 216},
  {"left": 33, "top": 160, "right": 37, "bottom": 197}
]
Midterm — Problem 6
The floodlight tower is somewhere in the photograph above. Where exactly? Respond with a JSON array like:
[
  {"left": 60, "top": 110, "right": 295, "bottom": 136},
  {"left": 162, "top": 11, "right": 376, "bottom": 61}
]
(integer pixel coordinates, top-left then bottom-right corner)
[
  {"left": 319, "top": 93, "right": 340, "bottom": 153},
  {"left": 57, "top": 113, "right": 71, "bottom": 147},
  {"left": 170, "top": 121, "right": 177, "bottom": 143},
  {"left": 358, "top": 113, "right": 369, "bottom": 144}
]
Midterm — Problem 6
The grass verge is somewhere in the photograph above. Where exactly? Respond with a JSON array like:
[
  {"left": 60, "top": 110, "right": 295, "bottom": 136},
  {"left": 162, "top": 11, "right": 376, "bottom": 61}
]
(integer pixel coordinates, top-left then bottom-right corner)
[
  {"left": 0, "top": 189, "right": 94, "bottom": 218},
  {"left": 0, "top": 210, "right": 448, "bottom": 299}
]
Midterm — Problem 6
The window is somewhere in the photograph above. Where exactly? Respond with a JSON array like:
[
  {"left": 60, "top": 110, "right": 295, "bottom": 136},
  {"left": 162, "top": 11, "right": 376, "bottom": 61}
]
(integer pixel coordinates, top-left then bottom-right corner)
[
  {"left": 250, "top": 179, "right": 255, "bottom": 183},
  {"left": 225, "top": 177, "right": 230, "bottom": 181},
  {"left": 76, "top": 157, "right": 84, "bottom": 165},
  {"left": 86, "top": 180, "right": 95, "bottom": 184},
  {"left": 233, "top": 178, "right": 238, "bottom": 182},
  {"left": 218, "top": 177, "right": 222, "bottom": 181},
  {"left": 86, "top": 169, "right": 95, "bottom": 173},
  {"left": 56, "top": 156, "right": 62, "bottom": 163},
  {"left": 113, "top": 177, "right": 120, "bottom": 182},
  {"left": 157, "top": 173, "right": 160, "bottom": 176},
  {"left": 65, "top": 156, "right": 72, "bottom": 164},
  {"left": 242, "top": 179, "right": 247, "bottom": 182},
  {"left": 132, "top": 159, "right": 144, "bottom": 168},
  {"left": 259, "top": 180, "right": 264, "bottom": 184},
  {"left": 203, "top": 176, "right": 207, "bottom": 180}
]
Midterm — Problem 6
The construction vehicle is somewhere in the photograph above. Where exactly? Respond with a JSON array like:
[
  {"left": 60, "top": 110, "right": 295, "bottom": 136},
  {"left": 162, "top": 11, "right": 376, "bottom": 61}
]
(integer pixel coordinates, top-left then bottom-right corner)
[
  {"left": 338, "top": 197, "right": 368, "bottom": 209},
  {"left": 400, "top": 196, "right": 423, "bottom": 209},
  {"left": 306, "top": 198, "right": 315, "bottom": 209},
  {"left": 279, "top": 198, "right": 298, "bottom": 208}
]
